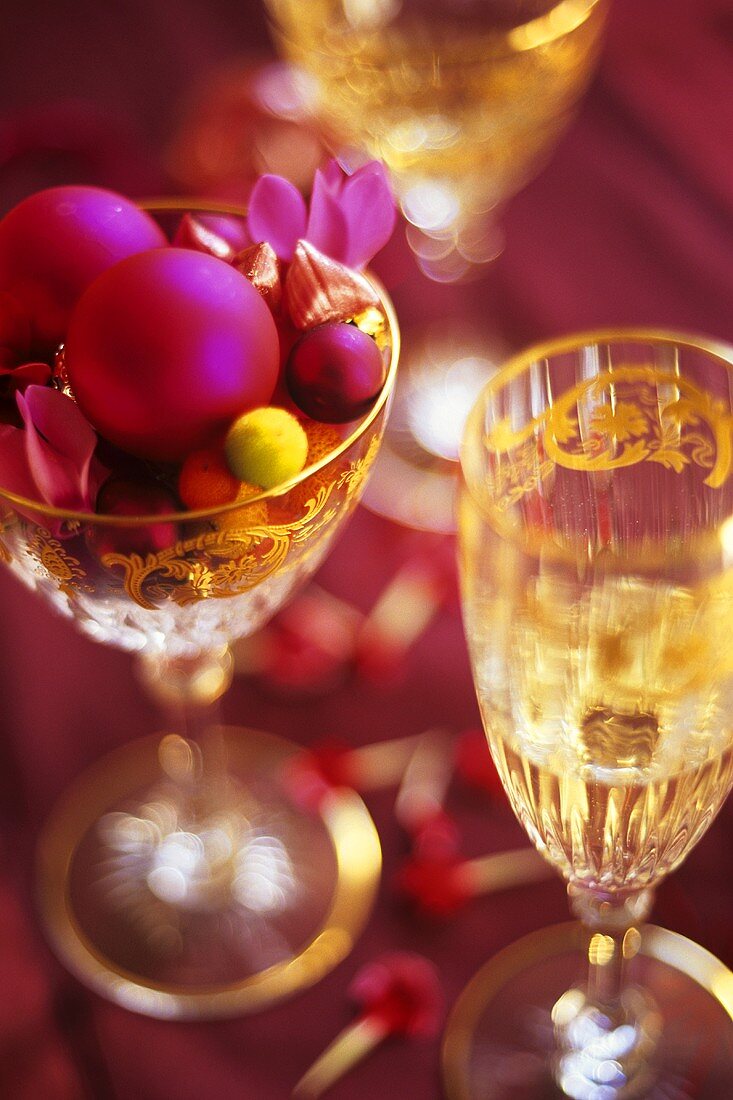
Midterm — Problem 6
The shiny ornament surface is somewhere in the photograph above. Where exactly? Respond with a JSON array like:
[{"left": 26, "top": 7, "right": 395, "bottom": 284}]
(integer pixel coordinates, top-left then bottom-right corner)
[
  {"left": 287, "top": 322, "right": 386, "bottom": 423},
  {"left": 233, "top": 241, "right": 282, "bottom": 312},
  {"left": 172, "top": 212, "right": 250, "bottom": 260},
  {"left": 0, "top": 186, "right": 166, "bottom": 351},
  {"left": 65, "top": 248, "right": 279, "bottom": 462},
  {"left": 284, "top": 240, "right": 380, "bottom": 330}
]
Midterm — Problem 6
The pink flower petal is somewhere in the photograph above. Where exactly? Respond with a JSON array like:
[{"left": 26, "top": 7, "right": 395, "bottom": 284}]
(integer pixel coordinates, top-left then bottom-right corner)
[
  {"left": 0, "top": 423, "right": 38, "bottom": 503},
  {"left": 322, "top": 157, "right": 346, "bottom": 191},
  {"left": 88, "top": 455, "right": 108, "bottom": 505},
  {"left": 340, "top": 161, "right": 396, "bottom": 269},
  {"left": 306, "top": 167, "right": 349, "bottom": 263},
  {"left": 247, "top": 174, "right": 307, "bottom": 261},
  {"left": 17, "top": 385, "right": 97, "bottom": 510}
]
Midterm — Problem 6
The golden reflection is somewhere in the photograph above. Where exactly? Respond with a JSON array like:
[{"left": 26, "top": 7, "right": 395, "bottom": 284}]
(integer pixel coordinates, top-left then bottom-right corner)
[
  {"left": 588, "top": 933, "right": 615, "bottom": 968},
  {"left": 37, "top": 728, "right": 382, "bottom": 1018},
  {"left": 97, "top": 787, "right": 297, "bottom": 918}
]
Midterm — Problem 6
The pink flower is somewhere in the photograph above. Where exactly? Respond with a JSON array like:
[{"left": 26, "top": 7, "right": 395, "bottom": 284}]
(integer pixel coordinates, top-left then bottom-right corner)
[
  {"left": 0, "top": 385, "right": 104, "bottom": 519},
  {"left": 247, "top": 158, "right": 395, "bottom": 269}
]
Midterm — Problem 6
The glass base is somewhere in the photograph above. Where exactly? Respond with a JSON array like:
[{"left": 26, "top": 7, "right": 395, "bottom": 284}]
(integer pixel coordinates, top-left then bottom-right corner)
[
  {"left": 37, "top": 726, "right": 381, "bottom": 1019},
  {"left": 443, "top": 922, "right": 733, "bottom": 1100}
]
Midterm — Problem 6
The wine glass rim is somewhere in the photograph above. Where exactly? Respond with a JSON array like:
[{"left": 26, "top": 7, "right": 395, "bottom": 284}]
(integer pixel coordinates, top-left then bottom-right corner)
[
  {"left": 0, "top": 199, "right": 400, "bottom": 527},
  {"left": 459, "top": 326, "right": 733, "bottom": 564},
  {"left": 469, "top": 326, "right": 733, "bottom": 409},
  {"left": 267, "top": 0, "right": 607, "bottom": 56}
]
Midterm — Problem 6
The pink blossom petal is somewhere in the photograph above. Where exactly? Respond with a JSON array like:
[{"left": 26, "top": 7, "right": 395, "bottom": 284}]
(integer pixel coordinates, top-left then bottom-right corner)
[
  {"left": 247, "top": 174, "right": 307, "bottom": 261},
  {"left": 306, "top": 167, "right": 349, "bottom": 263},
  {"left": 322, "top": 157, "right": 346, "bottom": 191},
  {"left": 0, "top": 423, "right": 38, "bottom": 503},
  {"left": 88, "top": 455, "right": 108, "bottom": 505},
  {"left": 340, "top": 161, "right": 396, "bottom": 268},
  {"left": 17, "top": 385, "right": 97, "bottom": 510}
]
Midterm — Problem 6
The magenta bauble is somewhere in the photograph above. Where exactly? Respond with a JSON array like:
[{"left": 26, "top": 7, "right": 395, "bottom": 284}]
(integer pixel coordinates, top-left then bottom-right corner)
[
  {"left": 0, "top": 186, "right": 167, "bottom": 351},
  {"left": 286, "top": 322, "right": 386, "bottom": 423},
  {"left": 64, "top": 248, "right": 280, "bottom": 462},
  {"left": 87, "top": 475, "right": 180, "bottom": 561}
]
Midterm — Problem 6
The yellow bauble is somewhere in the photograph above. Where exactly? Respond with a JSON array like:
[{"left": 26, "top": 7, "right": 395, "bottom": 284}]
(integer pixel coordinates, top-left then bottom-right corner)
[{"left": 225, "top": 406, "right": 308, "bottom": 489}]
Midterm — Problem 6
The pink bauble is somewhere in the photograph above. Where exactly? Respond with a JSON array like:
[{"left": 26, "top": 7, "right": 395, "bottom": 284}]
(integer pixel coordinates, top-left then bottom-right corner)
[
  {"left": 286, "top": 322, "right": 386, "bottom": 423},
  {"left": 87, "top": 476, "right": 179, "bottom": 560},
  {"left": 65, "top": 248, "right": 280, "bottom": 462},
  {"left": 0, "top": 186, "right": 167, "bottom": 351}
]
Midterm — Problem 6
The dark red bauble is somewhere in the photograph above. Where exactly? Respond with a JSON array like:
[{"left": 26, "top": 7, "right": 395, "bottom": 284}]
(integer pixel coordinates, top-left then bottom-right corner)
[
  {"left": 0, "top": 186, "right": 166, "bottom": 351},
  {"left": 286, "top": 322, "right": 385, "bottom": 424},
  {"left": 65, "top": 248, "right": 280, "bottom": 462},
  {"left": 87, "top": 476, "right": 179, "bottom": 561}
]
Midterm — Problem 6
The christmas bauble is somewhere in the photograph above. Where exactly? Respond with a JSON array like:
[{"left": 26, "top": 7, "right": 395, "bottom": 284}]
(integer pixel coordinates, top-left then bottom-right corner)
[
  {"left": 178, "top": 446, "right": 241, "bottom": 509},
  {"left": 286, "top": 322, "right": 385, "bottom": 424},
  {"left": 225, "top": 406, "right": 308, "bottom": 489},
  {"left": 87, "top": 475, "right": 179, "bottom": 561},
  {"left": 0, "top": 186, "right": 167, "bottom": 351},
  {"left": 65, "top": 248, "right": 280, "bottom": 462}
]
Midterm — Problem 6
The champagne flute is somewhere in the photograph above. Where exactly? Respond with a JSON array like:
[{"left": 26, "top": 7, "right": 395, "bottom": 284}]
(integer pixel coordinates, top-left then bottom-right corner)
[
  {"left": 264, "top": 0, "right": 607, "bottom": 279},
  {"left": 0, "top": 200, "right": 399, "bottom": 1020},
  {"left": 448, "top": 330, "right": 733, "bottom": 1097},
  {"left": 264, "top": 0, "right": 609, "bottom": 530}
]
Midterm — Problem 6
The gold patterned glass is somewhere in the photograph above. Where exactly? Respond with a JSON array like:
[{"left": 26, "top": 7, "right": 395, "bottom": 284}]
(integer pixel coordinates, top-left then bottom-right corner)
[
  {"left": 0, "top": 202, "right": 399, "bottom": 1020},
  {"left": 454, "top": 331, "right": 733, "bottom": 1098}
]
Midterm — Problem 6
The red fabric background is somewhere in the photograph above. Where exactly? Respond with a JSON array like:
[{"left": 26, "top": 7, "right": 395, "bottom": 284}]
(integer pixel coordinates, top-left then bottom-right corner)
[{"left": 1, "top": 1, "right": 733, "bottom": 1096}]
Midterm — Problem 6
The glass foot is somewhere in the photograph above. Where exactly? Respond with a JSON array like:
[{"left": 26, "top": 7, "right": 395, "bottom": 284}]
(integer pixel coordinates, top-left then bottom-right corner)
[
  {"left": 37, "top": 726, "right": 381, "bottom": 1019},
  {"left": 443, "top": 923, "right": 733, "bottom": 1100}
]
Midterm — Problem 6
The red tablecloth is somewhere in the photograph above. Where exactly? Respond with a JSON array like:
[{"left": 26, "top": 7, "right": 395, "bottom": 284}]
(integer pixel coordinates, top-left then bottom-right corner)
[{"left": 1, "top": 1, "right": 733, "bottom": 1096}]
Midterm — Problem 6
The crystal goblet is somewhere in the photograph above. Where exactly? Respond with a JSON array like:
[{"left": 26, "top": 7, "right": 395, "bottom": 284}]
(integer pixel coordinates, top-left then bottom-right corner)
[
  {"left": 264, "top": 0, "right": 609, "bottom": 531},
  {"left": 447, "top": 330, "right": 733, "bottom": 1097},
  {"left": 0, "top": 200, "right": 399, "bottom": 1020}
]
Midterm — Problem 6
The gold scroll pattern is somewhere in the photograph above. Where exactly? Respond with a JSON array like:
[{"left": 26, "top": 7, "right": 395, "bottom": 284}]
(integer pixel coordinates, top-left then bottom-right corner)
[
  {"left": 101, "top": 434, "right": 380, "bottom": 611},
  {"left": 483, "top": 366, "right": 732, "bottom": 510},
  {"left": 27, "top": 528, "right": 91, "bottom": 598},
  {"left": 7, "top": 434, "right": 379, "bottom": 611},
  {"left": 0, "top": 513, "right": 11, "bottom": 564}
]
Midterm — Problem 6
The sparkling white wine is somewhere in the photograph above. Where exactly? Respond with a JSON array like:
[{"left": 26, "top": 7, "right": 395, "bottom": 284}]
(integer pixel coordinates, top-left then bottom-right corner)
[
  {"left": 460, "top": 490, "right": 733, "bottom": 891},
  {"left": 266, "top": 0, "right": 607, "bottom": 231}
]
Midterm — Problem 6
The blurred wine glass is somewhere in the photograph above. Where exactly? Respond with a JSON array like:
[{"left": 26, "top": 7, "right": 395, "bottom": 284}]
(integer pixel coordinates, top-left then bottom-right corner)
[
  {"left": 265, "top": 0, "right": 607, "bottom": 280},
  {"left": 264, "top": 0, "right": 609, "bottom": 529}
]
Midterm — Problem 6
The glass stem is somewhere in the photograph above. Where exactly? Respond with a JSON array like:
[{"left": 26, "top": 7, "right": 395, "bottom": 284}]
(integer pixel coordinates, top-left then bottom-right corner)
[
  {"left": 553, "top": 884, "right": 662, "bottom": 1099},
  {"left": 137, "top": 645, "right": 234, "bottom": 808},
  {"left": 573, "top": 884, "right": 651, "bottom": 1017}
]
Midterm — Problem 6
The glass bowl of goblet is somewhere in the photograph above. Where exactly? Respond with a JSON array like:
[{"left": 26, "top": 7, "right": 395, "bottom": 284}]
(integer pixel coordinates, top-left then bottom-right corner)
[
  {"left": 0, "top": 201, "right": 399, "bottom": 1020},
  {"left": 447, "top": 330, "right": 733, "bottom": 1098},
  {"left": 264, "top": 0, "right": 609, "bottom": 531}
]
